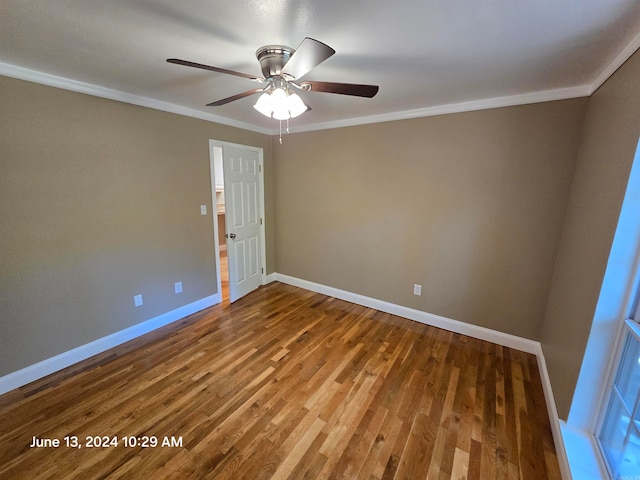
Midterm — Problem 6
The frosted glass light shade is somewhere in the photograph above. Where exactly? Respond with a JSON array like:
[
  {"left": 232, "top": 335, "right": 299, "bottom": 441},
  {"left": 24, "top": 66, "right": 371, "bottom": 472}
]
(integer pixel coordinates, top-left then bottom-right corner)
[
  {"left": 271, "top": 87, "right": 287, "bottom": 103},
  {"left": 253, "top": 87, "right": 309, "bottom": 120},
  {"left": 272, "top": 107, "right": 290, "bottom": 120},
  {"left": 287, "top": 93, "right": 308, "bottom": 118},
  {"left": 253, "top": 92, "right": 273, "bottom": 117}
]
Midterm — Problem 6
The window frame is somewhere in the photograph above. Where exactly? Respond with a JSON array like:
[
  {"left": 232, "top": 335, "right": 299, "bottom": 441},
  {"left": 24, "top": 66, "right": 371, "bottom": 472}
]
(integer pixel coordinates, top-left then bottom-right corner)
[{"left": 595, "top": 318, "right": 640, "bottom": 479}]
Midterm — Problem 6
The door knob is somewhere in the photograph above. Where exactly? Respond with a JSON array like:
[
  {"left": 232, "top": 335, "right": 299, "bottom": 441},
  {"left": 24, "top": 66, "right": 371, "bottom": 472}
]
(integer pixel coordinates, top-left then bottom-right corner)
[{"left": 226, "top": 233, "right": 236, "bottom": 239}]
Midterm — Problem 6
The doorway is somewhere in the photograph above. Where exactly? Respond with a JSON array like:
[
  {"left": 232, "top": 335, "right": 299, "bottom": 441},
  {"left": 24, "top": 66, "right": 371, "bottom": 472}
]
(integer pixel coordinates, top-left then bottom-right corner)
[{"left": 209, "top": 140, "right": 266, "bottom": 304}]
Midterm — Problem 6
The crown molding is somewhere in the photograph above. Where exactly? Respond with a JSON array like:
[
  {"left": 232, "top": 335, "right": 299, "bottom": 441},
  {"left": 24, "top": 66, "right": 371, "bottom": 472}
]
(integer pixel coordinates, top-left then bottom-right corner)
[
  {"left": 284, "top": 85, "right": 591, "bottom": 134},
  {"left": 0, "top": 62, "right": 273, "bottom": 135},
  {"left": 3, "top": 22, "right": 639, "bottom": 138},
  {"left": 589, "top": 29, "right": 640, "bottom": 94}
]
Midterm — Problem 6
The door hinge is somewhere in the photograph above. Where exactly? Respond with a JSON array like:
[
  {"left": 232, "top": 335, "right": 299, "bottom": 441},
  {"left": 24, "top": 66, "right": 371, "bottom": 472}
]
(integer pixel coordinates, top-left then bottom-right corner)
[
  {"left": 259, "top": 218, "right": 263, "bottom": 225},
  {"left": 261, "top": 268, "right": 264, "bottom": 274},
  {"left": 259, "top": 164, "right": 262, "bottom": 173}
]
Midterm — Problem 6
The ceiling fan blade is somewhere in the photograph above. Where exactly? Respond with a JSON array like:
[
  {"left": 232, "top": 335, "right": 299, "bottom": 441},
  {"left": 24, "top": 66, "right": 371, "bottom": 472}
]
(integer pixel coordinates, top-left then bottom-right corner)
[
  {"left": 167, "top": 58, "right": 264, "bottom": 82},
  {"left": 206, "top": 88, "right": 264, "bottom": 106},
  {"left": 281, "top": 37, "right": 335, "bottom": 80},
  {"left": 301, "top": 81, "right": 379, "bottom": 98}
]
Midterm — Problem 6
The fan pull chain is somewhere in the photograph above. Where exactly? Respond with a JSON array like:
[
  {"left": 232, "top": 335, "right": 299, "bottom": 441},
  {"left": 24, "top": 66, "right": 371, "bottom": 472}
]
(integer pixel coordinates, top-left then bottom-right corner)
[{"left": 278, "top": 119, "right": 293, "bottom": 144}]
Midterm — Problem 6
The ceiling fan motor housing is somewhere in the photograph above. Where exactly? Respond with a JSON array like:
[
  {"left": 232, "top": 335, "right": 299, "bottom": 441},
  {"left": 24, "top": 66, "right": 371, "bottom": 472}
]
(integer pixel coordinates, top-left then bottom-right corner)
[{"left": 256, "top": 45, "right": 295, "bottom": 79}]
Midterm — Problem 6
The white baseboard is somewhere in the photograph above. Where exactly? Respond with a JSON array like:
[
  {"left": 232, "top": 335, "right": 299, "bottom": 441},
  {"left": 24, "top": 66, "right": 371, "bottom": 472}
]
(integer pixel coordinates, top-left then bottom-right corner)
[
  {"left": 0, "top": 275, "right": 571, "bottom": 479},
  {"left": 0, "top": 294, "right": 220, "bottom": 396},
  {"left": 535, "top": 346, "right": 573, "bottom": 480},
  {"left": 273, "top": 272, "right": 571, "bottom": 479},
  {"left": 274, "top": 273, "right": 539, "bottom": 353}
]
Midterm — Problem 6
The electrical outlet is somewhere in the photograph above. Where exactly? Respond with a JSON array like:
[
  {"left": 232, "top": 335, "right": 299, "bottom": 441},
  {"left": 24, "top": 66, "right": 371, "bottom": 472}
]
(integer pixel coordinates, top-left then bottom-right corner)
[
  {"left": 413, "top": 284, "right": 422, "bottom": 296},
  {"left": 175, "top": 282, "right": 183, "bottom": 294},
  {"left": 134, "top": 294, "right": 143, "bottom": 307}
]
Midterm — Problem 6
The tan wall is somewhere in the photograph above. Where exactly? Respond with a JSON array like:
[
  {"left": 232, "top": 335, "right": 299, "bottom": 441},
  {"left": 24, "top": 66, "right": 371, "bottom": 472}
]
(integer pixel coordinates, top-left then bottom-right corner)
[
  {"left": 5, "top": 51, "right": 636, "bottom": 420},
  {"left": 541, "top": 49, "right": 640, "bottom": 419},
  {"left": 0, "top": 75, "right": 272, "bottom": 376},
  {"left": 274, "top": 99, "right": 588, "bottom": 339}
]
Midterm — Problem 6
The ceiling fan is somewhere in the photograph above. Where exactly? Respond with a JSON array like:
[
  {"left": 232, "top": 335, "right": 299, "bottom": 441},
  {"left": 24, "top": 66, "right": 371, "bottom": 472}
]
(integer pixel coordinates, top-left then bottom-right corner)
[{"left": 167, "top": 37, "right": 379, "bottom": 121}]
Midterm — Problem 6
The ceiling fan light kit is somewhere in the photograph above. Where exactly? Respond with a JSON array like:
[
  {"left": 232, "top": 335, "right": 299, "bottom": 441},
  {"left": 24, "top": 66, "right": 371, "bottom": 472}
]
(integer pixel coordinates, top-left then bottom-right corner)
[
  {"left": 253, "top": 76, "right": 309, "bottom": 120},
  {"left": 167, "top": 37, "right": 379, "bottom": 136}
]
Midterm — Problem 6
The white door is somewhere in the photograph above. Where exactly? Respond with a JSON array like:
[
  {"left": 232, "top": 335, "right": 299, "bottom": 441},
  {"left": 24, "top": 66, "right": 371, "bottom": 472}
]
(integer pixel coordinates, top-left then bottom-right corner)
[{"left": 223, "top": 144, "right": 262, "bottom": 302}]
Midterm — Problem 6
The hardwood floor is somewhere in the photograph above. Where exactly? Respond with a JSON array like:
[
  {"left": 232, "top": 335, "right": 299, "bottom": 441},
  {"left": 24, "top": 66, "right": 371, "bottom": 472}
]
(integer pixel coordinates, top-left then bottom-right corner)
[
  {"left": 220, "top": 249, "right": 229, "bottom": 303},
  {"left": 0, "top": 282, "right": 561, "bottom": 479}
]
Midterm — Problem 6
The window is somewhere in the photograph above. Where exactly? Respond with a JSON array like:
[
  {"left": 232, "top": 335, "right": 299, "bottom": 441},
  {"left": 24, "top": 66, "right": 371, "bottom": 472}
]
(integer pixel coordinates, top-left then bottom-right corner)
[{"left": 597, "top": 320, "right": 640, "bottom": 479}]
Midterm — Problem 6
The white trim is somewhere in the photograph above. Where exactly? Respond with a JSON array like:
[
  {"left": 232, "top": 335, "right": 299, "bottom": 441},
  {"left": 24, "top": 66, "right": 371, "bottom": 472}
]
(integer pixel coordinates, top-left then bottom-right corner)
[
  {"left": 589, "top": 320, "right": 640, "bottom": 480},
  {"left": 0, "top": 61, "right": 592, "bottom": 137},
  {"left": 589, "top": 29, "right": 640, "bottom": 94},
  {"left": 2, "top": 26, "right": 638, "bottom": 137},
  {"left": 274, "top": 273, "right": 539, "bottom": 354},
  {"left": 1, "top": 271, "right": 572, "bottom": 478},
  {"left": 0, "top": 62, "right": 272, "bottom": 135},
  {"left": 258, "top": 153, "right": 268, "bottom": 286},
  {"left": 561, "top": 422, "right": 609, "bottom": 480},
  {"left": 569, "top": 138, "right": 640, "bottom": 435},
  {"left": 209, "top": 140, "right": 267, "bottom": 296},
  {"left": 0, "top": 60, "right": 589, "bottom": 137},
  {"left": 535, "top": 345, "right": 573, "bottom": 480},
  {"left": 293, "top": 26, "right": 640, "bottom": 134},
  {"left": 0, "top": 294, "right": 219, "bottom": 395},
  {"left": 273, "top": 272, "right": 572, "bottom": 478},
  {"left": 209, "top": 141, "right": 224, "bottom": 300},
  {"left": 284, "top": 85, "right": 591, "bottom": 134}
]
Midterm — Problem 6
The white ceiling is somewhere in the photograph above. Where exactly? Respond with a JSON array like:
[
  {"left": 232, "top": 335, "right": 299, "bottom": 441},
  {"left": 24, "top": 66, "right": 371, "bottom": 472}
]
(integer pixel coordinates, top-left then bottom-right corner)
[{"left": 2, "top": 0, "right": 640, "bottom": 134}]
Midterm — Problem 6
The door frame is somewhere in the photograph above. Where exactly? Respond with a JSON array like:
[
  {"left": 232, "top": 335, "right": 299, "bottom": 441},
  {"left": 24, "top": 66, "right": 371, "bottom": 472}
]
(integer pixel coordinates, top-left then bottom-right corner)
[{"left": 208, "top": 139, "right": 267, "bottom": 303}]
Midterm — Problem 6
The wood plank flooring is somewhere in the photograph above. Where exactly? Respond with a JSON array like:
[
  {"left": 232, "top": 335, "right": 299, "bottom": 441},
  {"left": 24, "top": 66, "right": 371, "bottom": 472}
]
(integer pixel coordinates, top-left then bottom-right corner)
[
  {"left": 220, "top": 250, "right": 229, "bottom": 303},
  {"left": 0, "top": 282, "right": 561, "bottom": 479}
]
